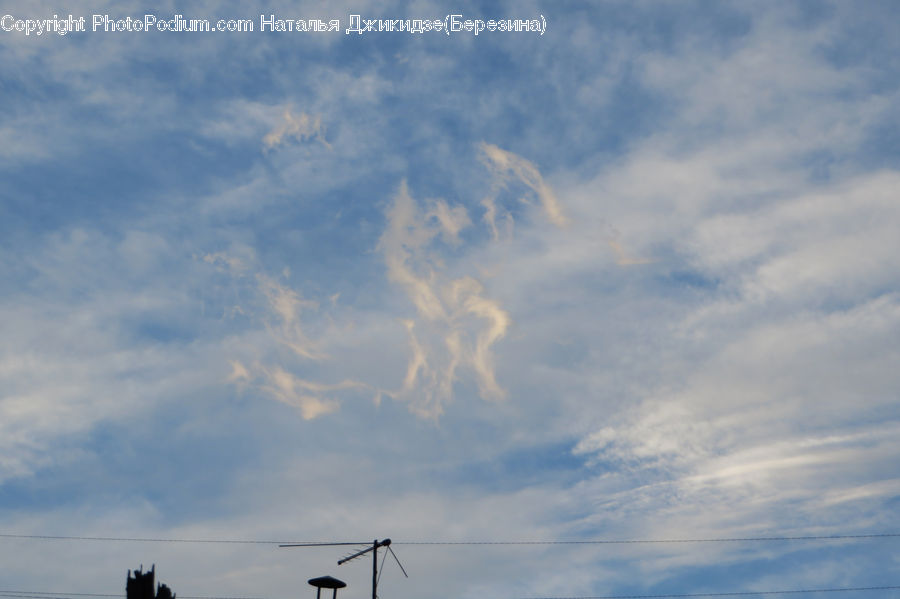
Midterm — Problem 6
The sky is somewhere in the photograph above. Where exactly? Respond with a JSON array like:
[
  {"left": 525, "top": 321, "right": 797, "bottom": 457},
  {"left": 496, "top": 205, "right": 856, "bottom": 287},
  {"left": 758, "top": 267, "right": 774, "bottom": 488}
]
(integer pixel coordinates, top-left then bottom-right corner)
[{"left": 1, "top": 1, "right": 899, "bottom": 598}]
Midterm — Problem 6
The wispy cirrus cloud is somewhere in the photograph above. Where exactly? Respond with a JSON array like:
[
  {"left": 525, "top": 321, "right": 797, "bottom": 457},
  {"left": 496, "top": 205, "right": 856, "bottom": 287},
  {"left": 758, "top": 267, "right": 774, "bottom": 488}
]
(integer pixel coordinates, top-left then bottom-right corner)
[
  {"left": 257, "top": 365, "right": 365, "bottom": 420},
  {"left": 569, "top": 134, "right": 900, "bottom": 557},
  {"left": 216, "top": 140, "right": 573, "bottom": 421},
  {"left": 217, "top": 141, "right": 571, "bottom": 421},
  {"left": 479, "top": 142, "right": 569, "bottom": 229},
  {"left": 377, "top": 180, "right": 511, "bottom": 418},
  {"left": 6, "top": 4, "right": 899, "bottom": 597},
  {"left": 262, "top": 106, "right": 330, "bottom": 151},
  {"left": 208, "top": 254, "right": 367, "bottom": 420},
  {"left": 257, "top": 274, "right": 324, "bottom": 361}
]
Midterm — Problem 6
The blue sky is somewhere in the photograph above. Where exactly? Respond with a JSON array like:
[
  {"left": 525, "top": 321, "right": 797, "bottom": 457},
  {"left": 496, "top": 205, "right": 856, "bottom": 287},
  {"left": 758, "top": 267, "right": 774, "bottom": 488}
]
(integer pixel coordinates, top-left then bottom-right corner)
[{"left": 2, "top": 1, "right": 899, "bottom": 598}]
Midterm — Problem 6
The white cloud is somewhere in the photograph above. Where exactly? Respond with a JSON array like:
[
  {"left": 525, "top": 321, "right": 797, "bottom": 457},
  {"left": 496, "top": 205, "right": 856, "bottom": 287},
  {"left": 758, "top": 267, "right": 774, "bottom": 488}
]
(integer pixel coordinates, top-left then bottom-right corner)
[
  {"left": 258, "top": 366, "right": 341, "bottom": 420},
  {"left": 208, "top": 255, "right": 374, "bottom": 419},
  {"left": 203, "top": 252, "right": 249, "bottom": 273},
  {"left": 378, "top": 181, "right": 512, "bottom": 418},
  {"left": 210, "top": 145, "right": 569, "bottom": 421},
  {"left": 257, "top": 274, "right": 324, "bottom": 361},
  {"left": 0, "top": 227, "right": 223, "bottom": 482},
  {"left": 513, "top": 9, "right": 900, "bottom": 575},
  {"left": 4, "top": 4, "right": 899, "bottom": 597},
  {"left": 569, "top": 162, "right": 900, "bottom": 548},
  {"left": 428, "top": 199, "right": 472, "bottom": 244},
  {"left": 262, "top": 106, "right": 330, "bottom": 150},
  {"left": 226, "top": 360, "right": 250, "bottom": 383},
  {"left": 479, "top": 142, "right": 569, "bottom": 228}
]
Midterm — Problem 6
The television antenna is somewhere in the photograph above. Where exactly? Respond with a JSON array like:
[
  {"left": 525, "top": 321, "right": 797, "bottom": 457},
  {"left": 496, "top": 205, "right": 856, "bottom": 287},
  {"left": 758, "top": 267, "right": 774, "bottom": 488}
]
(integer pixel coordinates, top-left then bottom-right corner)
[{"left": 280, "top": 539, "right": 408, "bottom": 599}]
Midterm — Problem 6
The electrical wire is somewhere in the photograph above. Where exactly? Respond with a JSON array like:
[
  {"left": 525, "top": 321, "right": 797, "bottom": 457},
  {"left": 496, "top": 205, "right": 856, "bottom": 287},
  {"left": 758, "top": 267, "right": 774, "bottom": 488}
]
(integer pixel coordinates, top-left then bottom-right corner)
[
  {"left": 1, "top": 533, "right": 898, "bottom": 546},
  {"left": 0, "top": 594, "right": 268, "bottom": 599},
  {"left": 0, "top": 534, "right": 283, "bottom": 545},
  {"left": 0, "top": 591, "right": 119, "bottom": 599},
  {"left": 395, "top": 534, "right": 900, "bottom": 545},
  {"left": 2, "top": 531, "right": 896, "bottom": 599},
  {"left": 0, "top": 593, "right": 120, "bottom": 597},
  {"left": 522, "top": 588, "right": 900, "bottom": 598},
  {"left": 3, "top": 587, "right": 900, "bottom": 599}
]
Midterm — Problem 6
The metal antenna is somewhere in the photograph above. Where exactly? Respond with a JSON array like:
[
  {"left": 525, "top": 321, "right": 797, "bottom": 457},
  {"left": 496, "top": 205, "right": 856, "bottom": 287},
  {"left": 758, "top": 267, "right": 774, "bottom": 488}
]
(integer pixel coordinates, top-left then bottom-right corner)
[
  {"left": 387, "top": 546, "right": 409, "bottom": 578},
  {"left": 336, "top": 539, "right": 391, "bottom": 599},
  {"left": 280, "top": 537, "right": 408, "bottom": 599},
  {"left": 280, "top": 542, "right": 368, "bottom": 547}
]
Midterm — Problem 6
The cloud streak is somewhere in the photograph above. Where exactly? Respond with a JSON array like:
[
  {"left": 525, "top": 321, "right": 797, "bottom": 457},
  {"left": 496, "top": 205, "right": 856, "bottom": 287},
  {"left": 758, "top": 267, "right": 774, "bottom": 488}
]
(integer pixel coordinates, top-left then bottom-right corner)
[
  {"left": 479, "top": 142, "right": 569, "bottom": 228},
  {"left": 211, "top": 257, "right": 368, "bottom": 419},
  {"left": 262, "top": 106, "right": 329, "bottom": 151},
  {"left": 257, "top": 274, "right": 324, "bottom": 361},
  {"left": 378, "top": 181, "right": 511, "bottom": 418},
  {"left": 216, "top": 142, "right": 569, "bottom": 421},
  {"left": 5, "top": 4, "right": 900, "bottom": 599},
  {"left": 257, "top": 365, "right": 365, "bottom": 420}
]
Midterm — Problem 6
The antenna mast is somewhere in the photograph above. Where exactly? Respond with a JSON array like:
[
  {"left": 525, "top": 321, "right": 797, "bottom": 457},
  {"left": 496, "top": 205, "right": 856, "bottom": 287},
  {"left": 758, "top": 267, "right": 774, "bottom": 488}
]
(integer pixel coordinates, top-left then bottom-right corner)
[
  {"left": 336, "top": 538, "right": 391, "bottom": 599},
  {"left": 281, "top": 538, "right": 407, "bottom": 599}
]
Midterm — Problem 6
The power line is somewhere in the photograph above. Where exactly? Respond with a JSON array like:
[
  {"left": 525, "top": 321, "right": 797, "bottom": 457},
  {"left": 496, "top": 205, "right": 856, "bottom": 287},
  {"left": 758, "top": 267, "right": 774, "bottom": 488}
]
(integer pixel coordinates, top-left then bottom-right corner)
[
  {"left": 1, "top": 533, "right": 898, "bottom": 546},
  {"left": 3, "top": 587, "right": 900, "bottom": 599},
  {"left": 523, "top": 588, "right": 900, "bottom": 598},
  {"left": 0, "top": 534, "right": 284, "bottom": 545},
  {"left": 0, "top": 593, "right": 267, "bottom": 599},
  {"left": 0, "top": 594, "right": 120, "bottom": 599},
  {"left": 395, "top": 534, "right": 900, "bottom": 545}
]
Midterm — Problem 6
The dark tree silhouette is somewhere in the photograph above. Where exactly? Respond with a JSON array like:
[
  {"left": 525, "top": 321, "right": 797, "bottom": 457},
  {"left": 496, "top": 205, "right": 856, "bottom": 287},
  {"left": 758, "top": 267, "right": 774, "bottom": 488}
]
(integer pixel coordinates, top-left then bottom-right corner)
[{"left": 127, "top": 565, "right": 175, "bottom": 599}]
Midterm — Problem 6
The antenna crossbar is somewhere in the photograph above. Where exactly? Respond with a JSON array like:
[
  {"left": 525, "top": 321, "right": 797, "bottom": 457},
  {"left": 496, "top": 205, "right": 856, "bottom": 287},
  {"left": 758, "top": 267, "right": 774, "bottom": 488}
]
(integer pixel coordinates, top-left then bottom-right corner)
[
  {"left": 279, "top": 542, "right": 368, "bottom": 548},
  {"left": 337, "top": 539, "right": 390, "bottom": 565}
]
